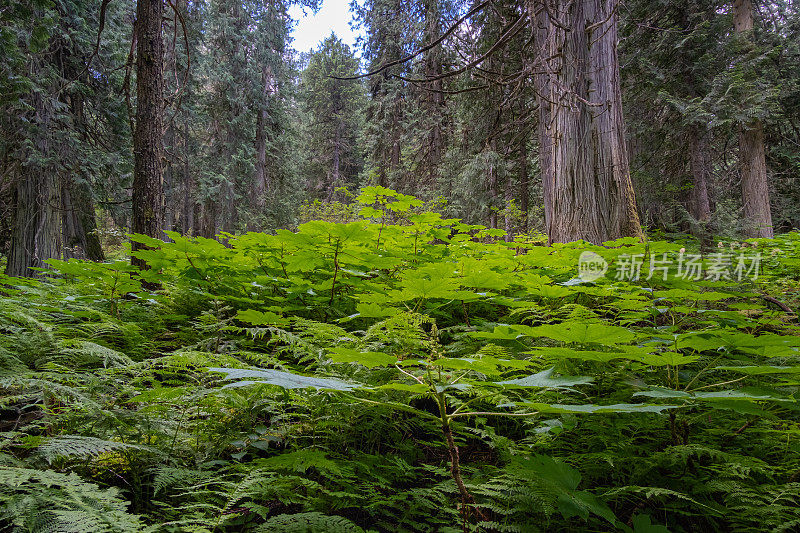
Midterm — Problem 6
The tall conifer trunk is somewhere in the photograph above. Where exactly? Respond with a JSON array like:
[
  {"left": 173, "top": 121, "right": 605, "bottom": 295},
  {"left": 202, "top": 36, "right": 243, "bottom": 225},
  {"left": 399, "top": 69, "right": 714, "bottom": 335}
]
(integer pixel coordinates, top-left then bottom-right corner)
[
  {"left": 734, "top": 0, "right": 772, "bottom": 238},
  {"left": 132, "top": 0, "right": 165, "bottom": 266},
  {"left": 518, "top": 137, "right": 529, "bottom": 231},
  {"left": 254, "top": 65, "right": 272, "bottom": 213},
  {"left": 6, "top": 95, "right": 62, "bottom": 277},
  {"left": 687, "top": 126, "right": 712, "bottom": 225},
  {"left": 530, "top": 0, "right": 642, "bottom": 244}
]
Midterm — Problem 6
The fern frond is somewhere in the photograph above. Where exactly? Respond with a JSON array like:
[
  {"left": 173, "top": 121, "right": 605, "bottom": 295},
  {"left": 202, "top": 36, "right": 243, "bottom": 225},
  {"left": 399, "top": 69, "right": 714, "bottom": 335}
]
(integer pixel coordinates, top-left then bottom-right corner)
[
  {"left": 255, "top": 512, "right": 365, "bottom": 532},
  {"left": 39, "top": 436, "right": 159, "bottom": 463}
]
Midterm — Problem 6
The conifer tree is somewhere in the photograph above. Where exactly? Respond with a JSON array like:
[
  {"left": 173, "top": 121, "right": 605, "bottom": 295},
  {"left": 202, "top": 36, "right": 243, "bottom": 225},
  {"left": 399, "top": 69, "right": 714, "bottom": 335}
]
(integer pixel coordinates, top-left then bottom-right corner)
[{"left": 300, "top": 35, "right": 364, "bottom": 198}]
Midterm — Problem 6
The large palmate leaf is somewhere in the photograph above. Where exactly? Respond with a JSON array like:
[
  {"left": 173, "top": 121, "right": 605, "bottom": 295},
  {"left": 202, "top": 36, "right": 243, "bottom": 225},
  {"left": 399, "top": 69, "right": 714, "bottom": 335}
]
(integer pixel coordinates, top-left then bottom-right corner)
[
  {"left": 517, "top": 403, "right": 679, "bottom": 414},
  {"left": 677, "top": 331, "right": 800, "bottom": 356},
  {"left": 494, "top": 367, "right": 592, "bottom": 389},
  {"left": 236, "top": 309, "right": 289, "bottom": 327},
  {"left": 633, "top": 387, "right": 793, "bottom": 402},
  {"left": 714, "top": 365, "right": 800, "bottom": 375},
  {"left": 522, "top": 320, "right": 637, "bottom": 345},
  {"left": 208, "top": 367, "right": 361, "bottom": 391},
  {"left": 525, "top": 347, "right": 699, "bottom": 366}
]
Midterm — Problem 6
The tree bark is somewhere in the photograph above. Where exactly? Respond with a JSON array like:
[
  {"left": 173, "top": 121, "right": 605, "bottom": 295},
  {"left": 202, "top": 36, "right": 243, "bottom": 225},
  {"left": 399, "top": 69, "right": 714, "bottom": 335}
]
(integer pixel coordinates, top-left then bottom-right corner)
[
  {"left": 488, "top": 145, "right": 498, "bottom": 230},
  {"left": 5, "top": 95, "right": 62, "bottom": 277},
  {"left": 733, "top": 0, "right": 773, "bottom": 238},
  {"left": 6, "top": 172, "right": 62, "bottom": 277},
  {"left": 687, "top": 126, "right": 712, "bottom": 248},
  {"left": 182, "top": 114, "right": 195, "bottom": 235},
  {"left": 504, "top": 168, "right": 514, "bottom": 241},
  {"left": 253, "top": 64, "right": 273, "bottom": 214},
  {"left": 62, "top": 177, "right": 104, "bottom": 261},
  {"left": 518, "top": 136, "right": 529, "bottom": 231},
  {"left": 422, "top": 0, "right": 444, "bottom": 190},
  {"left": 687, "top": 126, "right": 712, "bottom": 224},
  {"left": 530, "top": 0, "right": 642, "bottom": 244},
  {"left": 131, "top": 0, "right": 165, "bottom": 267},
  {"left": 330, "top": 122, "right": 342, "bottom": 199}
]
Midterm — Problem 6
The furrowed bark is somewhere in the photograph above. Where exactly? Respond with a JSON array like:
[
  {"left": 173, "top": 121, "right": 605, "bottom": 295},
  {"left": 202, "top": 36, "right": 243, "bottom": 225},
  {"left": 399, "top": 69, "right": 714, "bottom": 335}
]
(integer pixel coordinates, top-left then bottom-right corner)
[
  {"left": 530, "top": 0, "right": 643, "bottom": 244},
  {"left": 733, "top": 0, "right": 773, "bottom": 238},
  {"left": 132, "top": 0, "right": 165, "bottom": 267},
  {"left": 6, "top": 95, "right": 62, "bottom": 277}
]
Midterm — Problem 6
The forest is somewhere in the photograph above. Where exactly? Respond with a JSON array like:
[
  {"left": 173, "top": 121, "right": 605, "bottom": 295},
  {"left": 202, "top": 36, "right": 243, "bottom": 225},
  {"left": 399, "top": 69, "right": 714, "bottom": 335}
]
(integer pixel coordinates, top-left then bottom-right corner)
[{"left": 1, "top": 0, "right": 800, "bottom": 531}]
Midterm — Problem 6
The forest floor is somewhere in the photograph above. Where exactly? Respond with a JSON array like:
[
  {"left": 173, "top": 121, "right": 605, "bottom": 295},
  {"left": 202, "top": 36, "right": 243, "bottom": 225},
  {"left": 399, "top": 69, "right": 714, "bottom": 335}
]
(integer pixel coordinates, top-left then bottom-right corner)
[{"left": 1, "top": 189, "right": 799, "bottom": 532}]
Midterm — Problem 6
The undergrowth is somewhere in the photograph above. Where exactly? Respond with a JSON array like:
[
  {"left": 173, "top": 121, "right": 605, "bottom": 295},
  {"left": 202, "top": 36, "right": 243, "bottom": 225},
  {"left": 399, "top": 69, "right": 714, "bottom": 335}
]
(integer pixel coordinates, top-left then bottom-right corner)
[{"left": 1, "top": 187, "right": 798, "bottom": 532}]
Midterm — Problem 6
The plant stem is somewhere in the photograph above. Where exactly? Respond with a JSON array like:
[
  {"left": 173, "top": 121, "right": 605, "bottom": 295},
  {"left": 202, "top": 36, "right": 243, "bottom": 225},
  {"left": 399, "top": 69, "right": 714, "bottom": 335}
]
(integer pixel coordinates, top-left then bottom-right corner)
[{"left": 435, "top": 391, "right": 478, "bottom": 530}]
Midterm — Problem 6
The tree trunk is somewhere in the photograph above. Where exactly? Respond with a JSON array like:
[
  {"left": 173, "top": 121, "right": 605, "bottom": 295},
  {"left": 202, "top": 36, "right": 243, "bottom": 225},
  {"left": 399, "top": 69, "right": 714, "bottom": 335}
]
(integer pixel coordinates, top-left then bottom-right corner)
[
  {"left": 182, "top": 115, "right": 195, "bottom": 235},
  {"left": 6, "top": 172, "right": 62, "bottom": 277},
  {"left": 734, "top": 0, "right": 772, "bottom": 238},
  {"left": 62, "top": 177, "right": 104, "bottom": 261},
  {"left": 132, "top": 0, "right": 165, "bottom": 266},
  {"left": 253, "top": 64, "right": 272, "bottom": 215},
  {"left": 201, "top": 196, "right": 217, "bottom": 238},
  {"left": 687, "top": 126, "right": 712, "bottom": 224},
  {"left": 488, "top": 147, "right": 498, "bottom": 230},
  {"left": 422, "top": 0, "right": 444, "bottom": 190},
  {"left": 5, "top": 96, "right": 62, "bottom": 277},
  {"left": 518, "top": 137, "right": 529, "bottom": 232},
  {"left": 504, "top": 170, "right": 514, "bottom": 242},
  {"left": 530, "top": 0, "right": 642, "bottom": 244},
  {"left": 163, "top": 125, "right": 174, "bottom": 235},
  {"left": 687, "top": 126, "right": 712, "bottom": 248}
]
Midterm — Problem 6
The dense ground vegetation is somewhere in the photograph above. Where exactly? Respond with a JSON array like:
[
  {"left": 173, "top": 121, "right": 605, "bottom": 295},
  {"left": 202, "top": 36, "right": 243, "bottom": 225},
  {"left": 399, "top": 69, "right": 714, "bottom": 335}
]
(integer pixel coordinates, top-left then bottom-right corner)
[{"left": 1, "top": 188, "right": 799, "bottom": 532}]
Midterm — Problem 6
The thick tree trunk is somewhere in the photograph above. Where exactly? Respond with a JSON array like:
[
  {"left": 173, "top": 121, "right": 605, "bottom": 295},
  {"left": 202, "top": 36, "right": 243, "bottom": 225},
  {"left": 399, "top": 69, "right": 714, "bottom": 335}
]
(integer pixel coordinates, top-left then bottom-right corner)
[
  {"left": 6, "top": 172, "right": 62, "bottom": 277},
  {"left": 163, "top": 126, "right": 174, "bottom": 235},
  {"left": 132, "top": 0, "right": 165, "bottom": 265},
  {"left": 733, "top": 0, "right": 773, "bottom": 238},
  {"left": 6, "top": 96, "right": 62, "bottom": 277},
  {"left": 530, "top": 0, "right": 642, "bottom": 244},
  {"left": 687, "top": 126, "right": 712, "bottom": 248},
  {"left": 201, "top": 194, "right": 217, "bottom": 238},
  {"left": 739, "top": 121, "right": 772, "bottom": 237}
]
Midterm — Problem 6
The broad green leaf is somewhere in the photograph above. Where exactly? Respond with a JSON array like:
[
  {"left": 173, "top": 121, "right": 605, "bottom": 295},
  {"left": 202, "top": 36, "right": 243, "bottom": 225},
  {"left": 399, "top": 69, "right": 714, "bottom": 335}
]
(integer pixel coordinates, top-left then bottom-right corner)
[
  {"left": 524, "top": 403, "right": 679, "bottom": 414},
  {"left": 524, "top": 320, "right": 636, "bottom": 345},
  {"left": 714, "top": 365, "right": 800, "bottom": 375},
  {"left": 328, "top": 348, "right": 397, "bottom": 368},
  {"left": 495, "top": 367, "right": 592, "bottom": 389},
  {"left": 209, "top": 367, "right": 360, "bottom": 391}
]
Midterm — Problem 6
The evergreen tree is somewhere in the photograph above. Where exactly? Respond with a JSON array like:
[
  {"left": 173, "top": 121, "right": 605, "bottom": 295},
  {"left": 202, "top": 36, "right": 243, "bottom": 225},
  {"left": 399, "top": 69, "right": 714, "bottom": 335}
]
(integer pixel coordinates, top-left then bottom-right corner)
[
  {"left": 300, "top": 35, "right": 365, "bottom": 199},
  {"left": 1, "top": 0, "right": 130, "bottom": 276}
]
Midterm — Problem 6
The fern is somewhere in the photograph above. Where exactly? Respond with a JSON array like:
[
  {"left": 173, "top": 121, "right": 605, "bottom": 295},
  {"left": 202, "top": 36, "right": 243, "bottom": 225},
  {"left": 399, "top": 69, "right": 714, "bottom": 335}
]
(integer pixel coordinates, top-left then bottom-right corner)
[
  {"left": 255, "top": 512, "right": 366, "bottom": 532},
  {"left": 0, "top": 466, "right": 143, "bottom": 532},
  {"left": 39, "top": 436, "right": 160, "bottom": 463}
]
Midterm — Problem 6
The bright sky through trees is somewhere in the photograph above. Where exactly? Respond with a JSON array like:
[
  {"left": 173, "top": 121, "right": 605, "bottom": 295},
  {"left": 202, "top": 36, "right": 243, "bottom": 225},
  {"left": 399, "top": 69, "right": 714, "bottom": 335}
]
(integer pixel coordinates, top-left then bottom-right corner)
[{"left": 289, "top": 0, "right": 362, "bottom": 53}]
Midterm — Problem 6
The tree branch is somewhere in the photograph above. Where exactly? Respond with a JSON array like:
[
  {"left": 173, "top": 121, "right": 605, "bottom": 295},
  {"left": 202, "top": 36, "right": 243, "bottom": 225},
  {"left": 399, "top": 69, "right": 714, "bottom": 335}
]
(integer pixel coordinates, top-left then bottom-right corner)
[{"left": 331, "top": 0, "right": 491, "bottom": 80}]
